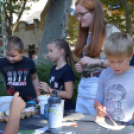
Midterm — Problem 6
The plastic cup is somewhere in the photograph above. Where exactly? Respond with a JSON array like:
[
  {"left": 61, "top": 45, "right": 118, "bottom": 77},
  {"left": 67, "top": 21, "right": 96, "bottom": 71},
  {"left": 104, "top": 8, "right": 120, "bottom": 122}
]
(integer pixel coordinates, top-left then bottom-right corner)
[
  {"left": 38, "top": 95, "right": 50, "bottom": 114},
  {"left": 61, "top": 100, "right": 65, "bottom": 118},
  {"left": 0, "top": 96, "right": 13, "bottom": 111}
]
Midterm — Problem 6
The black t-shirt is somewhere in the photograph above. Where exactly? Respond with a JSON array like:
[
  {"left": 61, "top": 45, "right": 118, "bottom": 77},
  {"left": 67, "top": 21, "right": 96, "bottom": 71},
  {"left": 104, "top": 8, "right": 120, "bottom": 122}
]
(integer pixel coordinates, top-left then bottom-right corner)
[
  {"left": 50, "top": 64, "right": 75, "bottom": 110},
  {"left": 0, "top": 57, "right": 36, "bottom": 102}
]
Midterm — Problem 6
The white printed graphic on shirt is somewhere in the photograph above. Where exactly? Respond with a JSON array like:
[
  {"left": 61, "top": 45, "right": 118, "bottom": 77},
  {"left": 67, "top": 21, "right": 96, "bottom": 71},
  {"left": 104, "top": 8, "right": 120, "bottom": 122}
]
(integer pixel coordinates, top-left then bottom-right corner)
[
  {"left": 51, "top": 76, "right": 55, "bottom": 82},
  {"left": 7, "top": 71, "right": 12, "bottom": 82},
  {"left": 13, "top": 71, "right": 17, "bottom": 82},
  {"left": 105, "top": 84, "right": 126, "bottom": 121},
  {"left": 24, "top": 70, "right": 28, "bottom": 82},
  {"left": 54, "top": 82, "right": 58, "bottom": 88},
  {"left": 7, "top": 69, "right": 29, "bottom": 86}
]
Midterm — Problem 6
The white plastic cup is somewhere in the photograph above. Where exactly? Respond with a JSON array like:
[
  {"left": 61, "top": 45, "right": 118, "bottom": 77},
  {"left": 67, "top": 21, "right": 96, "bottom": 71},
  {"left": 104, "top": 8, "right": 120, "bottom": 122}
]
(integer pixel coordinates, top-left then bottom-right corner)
[
  {"left": 61, "top": 100, "right": 65, "bottom": 118},
  {"left": 38, "top": 95, "right": 50, "bottom": 114},
  {"left": 0, "top": 96, "right": 13, "bottom": 111}
]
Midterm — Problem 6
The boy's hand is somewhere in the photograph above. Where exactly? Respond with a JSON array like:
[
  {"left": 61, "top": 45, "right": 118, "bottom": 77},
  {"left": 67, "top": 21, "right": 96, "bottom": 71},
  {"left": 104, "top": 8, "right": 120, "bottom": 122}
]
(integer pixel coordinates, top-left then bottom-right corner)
[
  {"left": 10, "top": 92, "right": 26, "bottom": 114},
  {"left": 38, "top": 82, "right": 50, "bottom": 92},
  {"left": 94, "top": 102, "right": 106, "bottom": 117}
]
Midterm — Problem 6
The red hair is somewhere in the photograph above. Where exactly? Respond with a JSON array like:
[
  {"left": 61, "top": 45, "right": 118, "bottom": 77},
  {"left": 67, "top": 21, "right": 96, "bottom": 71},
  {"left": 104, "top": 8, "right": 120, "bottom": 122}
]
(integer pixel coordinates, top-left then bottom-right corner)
[{"left": 74, "top": 0, "right": 107, "bottom": 58}]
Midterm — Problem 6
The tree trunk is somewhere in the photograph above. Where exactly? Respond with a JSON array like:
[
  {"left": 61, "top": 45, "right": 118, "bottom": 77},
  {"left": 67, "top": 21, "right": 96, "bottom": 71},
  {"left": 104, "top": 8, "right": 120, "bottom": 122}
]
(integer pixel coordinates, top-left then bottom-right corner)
[
  {"left": 37, "top": 0, "right": 72, "bottom": 64},
  {"left": 122, "top": 0, "right": 132, "bottom": 35}
]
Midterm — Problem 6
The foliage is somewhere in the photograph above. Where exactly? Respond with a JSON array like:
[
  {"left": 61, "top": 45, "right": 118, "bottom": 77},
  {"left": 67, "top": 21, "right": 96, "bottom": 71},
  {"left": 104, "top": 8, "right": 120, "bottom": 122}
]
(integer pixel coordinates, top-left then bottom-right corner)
[
  {"left": 0, "top": 73, "right": 10, "bottom": 96},
  {"left": 36, "top": 63, "right": 81, "bottom": 104},
  {"left": 66, "top": 13, "right": 78, "bottom": 47},
  {"left": 100, "top": 0, "right": 134, "bottom": 35},
  {"left": 37, "top": 62, "right": 55, "bottom": 84},
  {"left": 0, "top": 0, "right": 39, "bottom": 36}
]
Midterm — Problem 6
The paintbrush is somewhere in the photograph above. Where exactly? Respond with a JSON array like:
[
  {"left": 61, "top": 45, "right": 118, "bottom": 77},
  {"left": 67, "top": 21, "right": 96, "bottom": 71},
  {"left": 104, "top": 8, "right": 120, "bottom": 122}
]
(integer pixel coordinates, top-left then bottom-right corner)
[
  {"left": 57, "top": 85, "right": 63, "bottom": 94},
  {"left": 35, "top": 88, "right": 41, "bottom": 96},
  {"left": 94, "top": 99, "right": 117, "bottom": 126},
  {"left": 47, "top": 87, "right": 51, "bottom": 96}
]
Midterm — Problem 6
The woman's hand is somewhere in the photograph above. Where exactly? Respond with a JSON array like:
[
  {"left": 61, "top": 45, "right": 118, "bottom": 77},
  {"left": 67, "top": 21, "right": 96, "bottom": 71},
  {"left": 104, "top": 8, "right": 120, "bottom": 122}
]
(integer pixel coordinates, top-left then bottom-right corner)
[
  {"left": 38, "top": 82, "right": 50, "bottom": 92},
  {"left": 79, "top": 56, "right": 97, "bottom": 66},
  {"left": 94, "top": 102, "right": 106, "bottom": 117},
  {"left": 75, "top": 63, "right": 83, "bottom": 73}
]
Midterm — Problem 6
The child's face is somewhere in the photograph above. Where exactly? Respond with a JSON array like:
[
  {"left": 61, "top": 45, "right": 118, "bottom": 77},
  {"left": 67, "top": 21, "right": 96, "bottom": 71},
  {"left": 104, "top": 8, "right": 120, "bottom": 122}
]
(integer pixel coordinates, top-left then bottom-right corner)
[
  {"left": 47, "top": 43, "right": 63, "bottom": 62},
  {"left": 5, "top": 49, "right": 24, "bottom": 64},
  {"left": 107, "top": 55, "right": 132, "bottom": 74}
]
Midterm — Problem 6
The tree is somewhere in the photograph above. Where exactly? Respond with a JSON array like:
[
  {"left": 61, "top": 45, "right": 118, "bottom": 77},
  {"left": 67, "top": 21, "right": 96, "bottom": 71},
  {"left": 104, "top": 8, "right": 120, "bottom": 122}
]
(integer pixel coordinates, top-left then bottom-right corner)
[
  {"left": 66, "top": 13, "right": 78, "bottom": 47},
  {"left": 37, "top": 0, "right": 72, "bottom": 64},
  {"left": 100, "top": 0, "right": 134, "bottom": 36},
  {"left": 0, "top": 0, "right": 39, "bottom": 36}
]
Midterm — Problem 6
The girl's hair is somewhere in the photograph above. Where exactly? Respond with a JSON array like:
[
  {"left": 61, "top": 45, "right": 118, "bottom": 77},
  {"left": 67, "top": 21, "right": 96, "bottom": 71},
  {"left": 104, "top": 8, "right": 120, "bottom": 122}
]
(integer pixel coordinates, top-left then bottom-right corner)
[
  {"left": 49, "top": 39, "right": 73, "bottom": 68},
  {"left": 104, "top": 32, "right": 134, "bottom": 57},
  {"left": 74, "top": 0, "right": 107, "bottom": 58},
  {"left": 5, "top": 36, "right": 24, "bottom": 53}
]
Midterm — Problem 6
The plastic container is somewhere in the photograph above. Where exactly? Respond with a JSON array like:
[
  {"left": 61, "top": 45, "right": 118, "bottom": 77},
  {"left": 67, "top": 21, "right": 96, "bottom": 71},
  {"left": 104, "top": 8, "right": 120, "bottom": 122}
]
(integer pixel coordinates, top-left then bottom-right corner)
[
  {"left": 38, "top": 95, "right": 50, "bottom": 114},
  {"left": 44, "top": 104, "right": 49, "bottom": 120},
  {"left": 0, "top": 96, "right": 13, "bottom": 111},
  {"left": 48, "top": 91, "right": 63, "bottom": 134}
]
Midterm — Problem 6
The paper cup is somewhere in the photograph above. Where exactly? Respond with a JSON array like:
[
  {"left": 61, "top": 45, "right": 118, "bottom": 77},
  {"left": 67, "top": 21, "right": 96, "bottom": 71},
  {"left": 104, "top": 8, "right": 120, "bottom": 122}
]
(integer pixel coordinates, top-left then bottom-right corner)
[
  {"left": 38, "top": 95, "right": 50, "bottom": 114},
  {"left": 0, "top": 96, "right": 13, "bottom": 111},
  {"left": 61, "top": 100, "right": 65, "bottom": 118}
]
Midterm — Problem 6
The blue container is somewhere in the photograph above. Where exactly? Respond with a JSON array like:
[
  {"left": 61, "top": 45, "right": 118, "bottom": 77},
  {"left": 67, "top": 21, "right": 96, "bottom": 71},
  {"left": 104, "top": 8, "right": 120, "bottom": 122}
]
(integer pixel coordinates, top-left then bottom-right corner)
[{"left": 44, "top": 104, "right": 49, "bottom": 120}]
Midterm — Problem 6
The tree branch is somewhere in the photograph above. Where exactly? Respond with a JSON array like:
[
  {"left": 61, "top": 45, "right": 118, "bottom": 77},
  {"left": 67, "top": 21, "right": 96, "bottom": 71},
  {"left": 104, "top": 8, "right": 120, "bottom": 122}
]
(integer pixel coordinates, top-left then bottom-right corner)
[
  {"left": 122, "top": 0, "right": 132, "bottom": 35},
  {"left": 16, "top": 0, "right": 27, "bottom": 22}
]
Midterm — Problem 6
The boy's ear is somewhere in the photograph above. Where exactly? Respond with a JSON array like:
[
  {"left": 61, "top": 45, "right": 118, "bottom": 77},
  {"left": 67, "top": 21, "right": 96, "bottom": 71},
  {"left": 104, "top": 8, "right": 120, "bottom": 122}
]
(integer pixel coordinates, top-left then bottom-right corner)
[{"left": 21, "top": 51, "right": 24, "bottom": 55}]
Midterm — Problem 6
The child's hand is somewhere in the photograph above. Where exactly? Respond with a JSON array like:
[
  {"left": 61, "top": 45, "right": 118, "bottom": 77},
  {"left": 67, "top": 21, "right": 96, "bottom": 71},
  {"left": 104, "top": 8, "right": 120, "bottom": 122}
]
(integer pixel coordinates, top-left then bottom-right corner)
[
  {"left": 38, "top": 82, "right": 50, "bottom": 92},
  {"left": 10, "top": 92, "right": 26, "bottom": 114},
  {"left": 94, "top": 102, "right": 106, "bottom": 117}
]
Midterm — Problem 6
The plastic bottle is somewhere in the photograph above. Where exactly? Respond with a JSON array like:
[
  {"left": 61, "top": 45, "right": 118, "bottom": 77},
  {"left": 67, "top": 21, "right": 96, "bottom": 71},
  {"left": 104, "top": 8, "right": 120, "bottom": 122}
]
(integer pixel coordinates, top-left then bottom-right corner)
[
  {"left": 44, "top": 104, "right": 49, "bottom": 120},
  {"left": 48, "top": 90, "right": 62, "bottom": 133}
]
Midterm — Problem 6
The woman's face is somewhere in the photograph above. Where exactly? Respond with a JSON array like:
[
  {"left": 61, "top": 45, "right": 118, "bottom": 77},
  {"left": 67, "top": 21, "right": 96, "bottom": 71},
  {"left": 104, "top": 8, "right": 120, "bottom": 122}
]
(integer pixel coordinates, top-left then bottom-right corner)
[{"left": 75, "top": 4, "right": 94, "bottom": 28}]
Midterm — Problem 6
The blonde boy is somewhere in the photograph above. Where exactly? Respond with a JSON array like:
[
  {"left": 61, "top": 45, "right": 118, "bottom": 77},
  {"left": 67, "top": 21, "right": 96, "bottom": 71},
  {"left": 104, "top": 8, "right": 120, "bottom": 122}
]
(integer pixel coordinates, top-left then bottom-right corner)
[{"left": 95, "top": 32, "right": 134, "bottom": 123}]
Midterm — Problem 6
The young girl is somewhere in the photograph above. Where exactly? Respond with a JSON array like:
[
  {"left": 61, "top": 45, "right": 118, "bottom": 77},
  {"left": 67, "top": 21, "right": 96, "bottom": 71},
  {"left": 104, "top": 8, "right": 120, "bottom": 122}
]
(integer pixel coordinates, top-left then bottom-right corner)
[
  {"left": 74, "top": 0, "right": 120, "bottom": 115},
  {"left": 38, "top": 39, "right": 75, "bottom": 110}
]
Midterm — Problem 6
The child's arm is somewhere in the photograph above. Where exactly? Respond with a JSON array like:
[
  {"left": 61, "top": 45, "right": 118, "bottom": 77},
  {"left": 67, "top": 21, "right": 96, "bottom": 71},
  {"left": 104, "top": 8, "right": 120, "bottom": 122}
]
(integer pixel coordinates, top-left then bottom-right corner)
[
  {"left": 38, "top": 81, "right": 74, "bottom": 99},
  {"left": 31, "top": 73, "right": 40, "bottom": 94},
  {"left": 94, "top": 69, "right": 107, "bottom": 116},
  {"left": 57, "top": 81, "right": 74, "bottom": 99},
  {"left": 3, "top": 92, "right": 26, "bottom": 134}
]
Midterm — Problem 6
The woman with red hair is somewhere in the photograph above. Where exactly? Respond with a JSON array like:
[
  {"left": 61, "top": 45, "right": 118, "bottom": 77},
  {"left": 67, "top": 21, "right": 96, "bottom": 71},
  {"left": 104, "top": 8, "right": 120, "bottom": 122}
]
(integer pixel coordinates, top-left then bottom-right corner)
[{"left": 74, "top": 0, "right": 120, "bottom": 115}]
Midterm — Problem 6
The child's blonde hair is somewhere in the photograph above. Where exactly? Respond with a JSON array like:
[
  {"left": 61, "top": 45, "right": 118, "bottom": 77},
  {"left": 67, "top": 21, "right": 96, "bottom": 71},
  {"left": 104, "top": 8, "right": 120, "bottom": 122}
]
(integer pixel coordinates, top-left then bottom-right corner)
[{"left": 104, "top": 32, "right": 134, "bottom": 58}]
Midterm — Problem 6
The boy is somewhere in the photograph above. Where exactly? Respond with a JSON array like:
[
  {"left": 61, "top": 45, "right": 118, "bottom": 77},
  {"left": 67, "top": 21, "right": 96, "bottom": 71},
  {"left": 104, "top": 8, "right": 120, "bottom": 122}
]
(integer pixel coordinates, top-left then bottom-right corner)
[
  {"left": 95, "top": 32, "right": 134, "bottom": 123},
  {"left": 0, "top": 36, "right": 39, "bottom": 103}
]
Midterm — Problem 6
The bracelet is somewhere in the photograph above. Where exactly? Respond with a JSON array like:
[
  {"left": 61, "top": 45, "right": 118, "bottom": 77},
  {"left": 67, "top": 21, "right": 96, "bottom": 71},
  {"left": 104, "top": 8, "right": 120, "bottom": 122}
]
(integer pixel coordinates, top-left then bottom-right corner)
[{"left": 101, "top": 59, "right": 104, "bottom": 67}]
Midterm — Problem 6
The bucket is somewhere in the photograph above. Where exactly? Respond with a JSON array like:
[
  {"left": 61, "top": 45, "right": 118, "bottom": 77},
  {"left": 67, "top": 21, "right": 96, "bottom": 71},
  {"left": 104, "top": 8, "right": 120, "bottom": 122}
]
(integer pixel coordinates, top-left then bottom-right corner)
[{"left": 0, "top": 96, "right": 13, "bottom": 112}]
